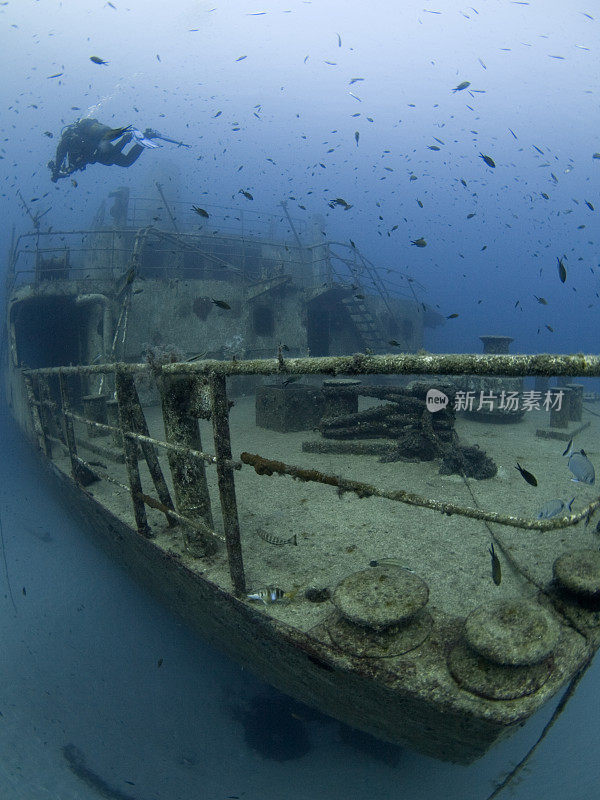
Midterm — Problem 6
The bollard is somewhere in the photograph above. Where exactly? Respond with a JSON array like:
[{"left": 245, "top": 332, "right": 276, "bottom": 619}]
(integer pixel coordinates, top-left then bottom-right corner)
[
  {"left": 565, "top": 383, "right": 583, "bottom": 422},
  {"left": 549, "top": 387, "right": 571, "bottom": 428}
]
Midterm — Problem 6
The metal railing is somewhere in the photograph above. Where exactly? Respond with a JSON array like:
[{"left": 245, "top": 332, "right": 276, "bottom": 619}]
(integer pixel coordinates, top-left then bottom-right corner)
[{"left": 21, "top": 351, "right": 600, "bottom": 602}]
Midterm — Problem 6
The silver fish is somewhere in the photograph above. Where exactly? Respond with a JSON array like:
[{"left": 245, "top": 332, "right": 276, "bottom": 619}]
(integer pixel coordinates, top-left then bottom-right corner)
[
  {"left": 537, "top": 498, "right": 574, "bottom": 519},
  {"left": 369, "top": 558, "right": 415, "bottom": 572},
  {"left": 567, "top": 449, "right": 595, "bottom": 485},
  {"left": 247, "top": 586, "right": 294, "bottom": 605}
]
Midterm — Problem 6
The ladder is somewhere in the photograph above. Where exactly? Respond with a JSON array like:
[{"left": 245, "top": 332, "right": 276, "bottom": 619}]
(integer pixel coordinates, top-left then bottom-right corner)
[{"left": 341, "top": 294, "right": 384, "bottom": 352}]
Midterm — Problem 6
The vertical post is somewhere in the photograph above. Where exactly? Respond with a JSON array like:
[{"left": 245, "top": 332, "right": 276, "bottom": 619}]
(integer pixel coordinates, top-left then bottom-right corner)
[
  {"left": 160, "top": 373, "right": 213, "bottom": 527},
  {"left": 23, "top": 374, "right": 51, "bottom": 457},
  {"left": 209, "top": 372, "right": 246, "bottom": 596},
  {"left": 37, "top": 374, "right": 60, "bottom": 444},
  {"left": 123, "top": 373, "right": 177, "bottom": 526},
  {"left": 106, "top": 399, "right": 123, "bottom": 448},
  {"left": 115, "top": 369, "right": 151, "bottom": 537},
  {"left": 58, "top": 370, "right": 79, "bottom": 475}
]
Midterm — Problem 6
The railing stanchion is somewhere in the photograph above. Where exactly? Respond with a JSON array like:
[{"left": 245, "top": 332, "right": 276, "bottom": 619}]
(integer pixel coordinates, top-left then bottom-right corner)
[
  {"left": 208, "top": 373, "right": 245, "bottom": 595},
  {"left": 115, "top": 368, "right": 152, "bottom": 537}
]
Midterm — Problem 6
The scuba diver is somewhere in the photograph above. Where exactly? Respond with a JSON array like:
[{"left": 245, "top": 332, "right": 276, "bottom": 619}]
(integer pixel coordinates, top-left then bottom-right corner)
[{"left": 48, "top": 118, "right": 188, "bottom": 183}]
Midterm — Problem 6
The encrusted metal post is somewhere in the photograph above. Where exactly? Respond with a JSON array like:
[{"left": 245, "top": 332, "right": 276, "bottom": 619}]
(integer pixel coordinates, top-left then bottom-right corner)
[
  {"left": 209, "top": 372, "right": 246, "bottom": 595},
  {"left": 58, "top": 370, "right": 79, "bottom": 475},
  {"left": 159, "top": 373, "right": 214, "bottom": 527},
  {"left": 23, "top": 374, "right": 51, "bottom": 457},
  {"left": 58, "top": 370, "right": 97, "bottom": 486},
  {"left": 115, "top": 368, "right": 151, "bottom": 537},
  {"left": 120, "top": 372, "right": 177, "bottom": 527},
  {"left": 37, "top": 374, "right": 60, "bottom": 445}
]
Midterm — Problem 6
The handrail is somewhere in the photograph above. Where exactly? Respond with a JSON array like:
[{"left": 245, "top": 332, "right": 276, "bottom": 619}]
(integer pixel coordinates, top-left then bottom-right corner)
[{"left": 23, "top": 351, "right": 600, "bottom": 378}]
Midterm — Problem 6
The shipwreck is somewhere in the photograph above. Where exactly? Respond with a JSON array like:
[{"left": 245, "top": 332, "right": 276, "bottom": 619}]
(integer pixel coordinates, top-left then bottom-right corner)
[{"left": 3, "top": 187, "right": 600, "bottom": 767}]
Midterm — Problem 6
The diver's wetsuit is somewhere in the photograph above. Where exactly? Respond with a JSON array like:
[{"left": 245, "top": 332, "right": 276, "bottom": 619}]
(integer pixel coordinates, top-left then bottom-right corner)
[
  {"left": 95, "top": 133, "right": 144, "bottom": 168},
  {"left": 49, "top": 118, "right": 145, "bottom": 182}
]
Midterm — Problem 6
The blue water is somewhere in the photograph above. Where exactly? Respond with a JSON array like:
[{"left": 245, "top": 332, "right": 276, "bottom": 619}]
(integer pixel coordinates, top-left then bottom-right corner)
[
  {"left": 0, "top": 403, "right": 599, "bottom": 800},
  {"left": 2, "top": 1, "right": 600, "bottom": 797}
]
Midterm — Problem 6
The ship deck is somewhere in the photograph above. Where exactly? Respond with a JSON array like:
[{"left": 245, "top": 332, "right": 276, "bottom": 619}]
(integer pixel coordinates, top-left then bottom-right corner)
[{"left": 52, "top": 390, "right": 600, "bottom": 633}]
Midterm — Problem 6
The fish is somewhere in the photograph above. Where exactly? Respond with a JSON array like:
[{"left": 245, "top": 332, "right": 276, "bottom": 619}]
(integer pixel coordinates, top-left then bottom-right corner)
[
  {"left": 349, "top": 77, "right": 364, "bottom": 84},
  {"left": 256, "top": 528, "right": 297, "bottom": 546},
  {"left": 562, "top": 439, "right": 572, "bottom": 457},
  {"left": 593, "top": 153, "right": 600, "bottom": 159},
  {"left": 336, "top": 32, "right": 342, "bottom": 47},
  {"left": 411, "top": 237, "right": 427, "bottom": 247},
  {"left": 192, "top": 205, "right": 209, "bottom": 218},
  {"left": 489, "top": 544, "right": 501, "bottom": 586},
  {"left": 515, "top": 462, "right": 538, "bottom": 486},
  {"left": 585, "top": 200, "right": 595, "bottom": 211},
  {"left": 235, "top": 55, "right": 247, "bottom": 61},
  {"left": 71, "top": 179, "right": 78, "bottom": 187},
  {"left": 388, "top": 339, "right": 401, "bottom": 346},
  {"left": 557, "top": 257, "right": 567, "bottom": 283},
  {"left": 546, "top": 325, "right": 554, "bottom": 333},
  {"left": 239, "top": 189, "right": 253, "bottom": 200},
  {"left": 452, "top": 81, "right": 471, "bottom": 92},
  {"left": 157, "top": 658, "right": 163, "bottom": 667},
  {"left": 479, "top": 153, "right": 496, "bottom": 168},
  {"left": 508, "top": 128, "right": 518, "bottom": 139},
  {"left": 534, "top": 295, "right": 548, "bottom": 305},
  {"left": 43, "top": 131, "right": 54, "bottom": 137},
  {"left": 282, "top": 376, "right": 300, "bottom": 387},
  {"left": 565, "top": 447, "right": 595, "bottom": 484},
  {"left": 466, "top": 212, "right": 476, "bottom": 219},
  {"left": 541, "top": 192, "right": 550, "bottom": 200},
  {"left": 427, "top": 145, "right": 441, "bottom": 151},
  {"left": 417, "top": 199, "right": 423, "bottom": 208},
  {"left": 354, "top": 131, "right": 360, "bottom": 146},
  {"left": 211, "top": 298, "right": 231, "bottom": 310},
  {"left": 446, "top": 313, "right": 459, "bottom": 319},
  {"left": 46, "top": 72, "right": 64, "bottom": 79},
  {"left": 369, "top": 559, "right": 415, "bottom": 572},
  {"left": 537, "top": 498, "right": 575, "bottom": 519},
  {"left": 89, "top": 55, "right": 108, "bottom": 65},
  {"left": 246, "top": 586, "right": 297, "bottom": 605}
]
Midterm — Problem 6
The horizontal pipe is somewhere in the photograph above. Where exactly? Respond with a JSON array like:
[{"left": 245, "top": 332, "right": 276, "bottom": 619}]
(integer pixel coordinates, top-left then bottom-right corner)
[{"left": 24, "top": 352, "right": 600, "bottom": 378}]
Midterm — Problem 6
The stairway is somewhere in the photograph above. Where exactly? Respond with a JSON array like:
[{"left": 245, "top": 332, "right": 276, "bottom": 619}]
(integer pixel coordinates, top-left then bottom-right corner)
[{"left": 341, "top": 295, "right": 384, "bottom": 351}]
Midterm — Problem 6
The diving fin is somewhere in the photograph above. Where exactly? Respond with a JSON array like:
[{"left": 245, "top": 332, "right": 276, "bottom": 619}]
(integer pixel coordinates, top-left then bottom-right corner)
[{"left": 132, "top": 129, "right": 160, "bottom": 149}]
